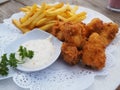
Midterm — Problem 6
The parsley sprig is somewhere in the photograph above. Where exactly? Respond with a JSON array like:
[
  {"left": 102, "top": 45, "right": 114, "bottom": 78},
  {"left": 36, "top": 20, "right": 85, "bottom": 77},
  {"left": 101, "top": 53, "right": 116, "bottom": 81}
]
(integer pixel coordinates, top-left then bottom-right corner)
[
  {"left": 19, "top": 46, "right": 34, "bottom": 59},
  {"left": 0, "top": 54, "right": 9, "bottom": 76},
  {"left": 0, "top": 46, "right": 34, "bottom": 76}
]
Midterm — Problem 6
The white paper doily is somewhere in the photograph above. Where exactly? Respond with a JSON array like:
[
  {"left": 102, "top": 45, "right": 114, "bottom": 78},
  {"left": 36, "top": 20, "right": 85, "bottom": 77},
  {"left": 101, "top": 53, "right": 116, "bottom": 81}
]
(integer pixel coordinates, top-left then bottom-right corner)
[{"left": 0, "top": 4, "right": 120, "bottom": 90}]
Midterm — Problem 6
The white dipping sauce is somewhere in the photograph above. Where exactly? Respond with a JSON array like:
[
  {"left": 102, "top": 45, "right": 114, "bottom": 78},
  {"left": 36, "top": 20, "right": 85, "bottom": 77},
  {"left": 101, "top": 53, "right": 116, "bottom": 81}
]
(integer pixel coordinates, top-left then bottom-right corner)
[{"left": 16, "top": 36, "right": 54, "bottom": 69}]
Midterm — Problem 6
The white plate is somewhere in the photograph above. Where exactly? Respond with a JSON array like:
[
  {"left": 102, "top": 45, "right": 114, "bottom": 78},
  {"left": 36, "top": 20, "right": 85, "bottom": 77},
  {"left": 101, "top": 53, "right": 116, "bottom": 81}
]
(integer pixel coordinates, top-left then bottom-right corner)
[
  {"left": 5, "top": 29, "right": 62, "bottom": 72},
  {"left": 0, "top": 4, "right": 120, "bottom": 90}
]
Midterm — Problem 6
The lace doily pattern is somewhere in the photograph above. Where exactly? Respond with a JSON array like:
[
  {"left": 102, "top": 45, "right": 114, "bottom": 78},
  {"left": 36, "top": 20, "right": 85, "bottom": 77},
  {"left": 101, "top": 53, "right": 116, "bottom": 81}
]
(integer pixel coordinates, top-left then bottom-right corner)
[{"left": 13, "top": 66, "right": 95, "bottom": 90}]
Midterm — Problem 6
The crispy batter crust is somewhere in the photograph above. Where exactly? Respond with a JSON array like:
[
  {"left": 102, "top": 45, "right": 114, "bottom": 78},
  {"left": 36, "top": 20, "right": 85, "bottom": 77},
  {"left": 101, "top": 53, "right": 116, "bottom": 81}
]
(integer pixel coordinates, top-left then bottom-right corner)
[{"left": 51, "top": 18, "right": 118, "bottom": 70}]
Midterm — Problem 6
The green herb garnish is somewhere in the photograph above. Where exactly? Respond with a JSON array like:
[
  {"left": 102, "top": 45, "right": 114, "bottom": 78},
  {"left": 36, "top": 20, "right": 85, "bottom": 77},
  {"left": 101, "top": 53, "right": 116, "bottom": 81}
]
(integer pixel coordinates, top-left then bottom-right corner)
[
  {"left": 0, "top": 46, "right": 34, "bottom": 76},
  {"left": 8, "top": 53, "right": 19, "bottom": 68},
  {"left": 19, "top": 46, "right": 34, "bottom": 59},
  {"left": 0, "top": 54, "right": 9, "bottom": 76}
]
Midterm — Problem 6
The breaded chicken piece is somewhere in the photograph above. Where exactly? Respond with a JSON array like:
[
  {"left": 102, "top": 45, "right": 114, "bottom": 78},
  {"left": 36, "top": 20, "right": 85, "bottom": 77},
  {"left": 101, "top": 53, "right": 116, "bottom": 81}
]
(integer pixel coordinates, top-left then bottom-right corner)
[
  {"left": 51, "top": 21, "right": 65, "bottom": 41},
  {"left": 82, "top": 33, "right": 106, "bottom": 70},
  {"left": 51, "top": 21, "right": 87, "bottom": 48},
  {"left": 100, "top": 22, "right": 118, "bottom": 46},
  {"left": 86, "top": 18, "right": 103, "bottom": 37},
  {"left": 61, "top": 42, "right": 81, "bottom": 65},
  {"left": 86, "top": 18, "right": 118, "bottom": 46},
  {"left": 62, "top": 22, "right": 87, "bottom": 48}
]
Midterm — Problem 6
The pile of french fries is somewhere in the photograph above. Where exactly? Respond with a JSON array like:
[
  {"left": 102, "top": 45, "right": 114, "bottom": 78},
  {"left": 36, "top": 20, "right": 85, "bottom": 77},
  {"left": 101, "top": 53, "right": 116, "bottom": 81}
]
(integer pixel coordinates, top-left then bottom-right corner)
[{"left": 12, "top": 2, "right": 87, "bottom": 33}]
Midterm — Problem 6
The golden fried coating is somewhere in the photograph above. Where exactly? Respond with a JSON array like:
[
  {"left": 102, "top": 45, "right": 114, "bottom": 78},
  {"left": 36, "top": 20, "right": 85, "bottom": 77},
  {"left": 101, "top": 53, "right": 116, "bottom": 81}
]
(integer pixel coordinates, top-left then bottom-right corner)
[
  {"left": 82, "top": 33, "right": 106, "bottom": 70},
  {"left": 51, "top": 21, "right": 65, "bottom": 41},
  {"left": 86, "top": 18, "right": 118, "bottom": 47},
  {"left": 86, "top": 18, "right": 103, "bottom": 37},
  {"left": 100, "top": 22, "right": 118, "bottom": 46},
  {"left": 62, "top": 22, "right": 87, "bottom": 48},
  {"left": 61, "top": 42, "right": 81, "bottom": 65},
  {"left": 51, "top": 21, "right": 87, "bottom": 48},
  {"left": 51, "top": 18, "right": 118, "bottom": 70}
]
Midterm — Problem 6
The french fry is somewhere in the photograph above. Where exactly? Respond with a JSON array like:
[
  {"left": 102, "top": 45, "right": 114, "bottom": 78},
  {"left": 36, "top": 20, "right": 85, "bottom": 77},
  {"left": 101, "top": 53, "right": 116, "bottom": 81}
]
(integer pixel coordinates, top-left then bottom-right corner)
[
  {"left": 75, "top": 12, "right": 87, "bottom": 22},
  {"left": 71, "top": 6, "right": 78, "bottom": 13},
  {"left": 36, "top": 18, "right": 47, "bottom": 26},
  {"left": 47, "top": 7, "right": 55, "bottom": 11},
  {"left": 20, "top": 6, "right": 32, "bottom": 12},
  {"left": 77, "top": 11, "right": 87, "bottom": 17},
  {"left": 20, "top": 8, "right": 30, "bottom": 12},
  {"left": 12, "top": 19, "right": 30, "bottom": 33},
  {"left": 65, "top": 12, "right": 87, "bottom": 22},
  {"left": 67, "top": 11, "right": 75, "bottom": 16},
  {"left": 45, "top": 2, "right": 63, "bottom": 10},
  {"left": 57, "top": 15, "right": 67, "bottom": 21},
  {"left": 75, "top": 15, "right": 86, "bottom": 22},
  {"left": 46, "top": 4, "right": 69, "bottom": 16},
  {"left": 52, "top": 2, "right": 64, "bottom": 8},
  {"left": 21, "top": 3, "right": 46, "bottom": 27},
  {"left": 64, "top": 14, "right": 77, "bottom": 22},
  {"left": 39, "top": 23, "right": 55, "bottom": 31},
  {"left": 20, "top": 4, "right": 37, "bottom": 24}
]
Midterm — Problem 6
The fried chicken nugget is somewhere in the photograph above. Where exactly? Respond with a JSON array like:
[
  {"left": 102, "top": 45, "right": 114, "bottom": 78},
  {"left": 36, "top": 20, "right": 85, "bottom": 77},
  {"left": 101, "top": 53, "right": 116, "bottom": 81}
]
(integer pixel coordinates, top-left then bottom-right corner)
[
  {"left": 62, "top": 22, "right": 87, "bottom": 48},
  {"left": 51, "top": 21, "right": 65, "bottom": 41},
  {"left": 100, "top": 22, "right": 118, "bottom": 46},
  {"left": 82, "top": 33, "right": 106, "bottom": 70},
  {"left": 61, "top": 42, "right": 81, "bottom": 65},
  {"left": 86, "top": 18, "right": 103, "bottom": 37},
  {"left": 86, "top": 18, "right": 118, "bottom": 47},
  {"left": 51, "top": 21, "right": 87, "bottom": 48}
]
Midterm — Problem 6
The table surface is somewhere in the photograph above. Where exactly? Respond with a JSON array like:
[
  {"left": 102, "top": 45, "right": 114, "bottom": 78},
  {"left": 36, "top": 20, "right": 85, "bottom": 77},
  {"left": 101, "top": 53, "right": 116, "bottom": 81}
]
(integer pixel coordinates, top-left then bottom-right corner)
[{"left": 0, "top": 0, "right": 120, "bottom": 90}]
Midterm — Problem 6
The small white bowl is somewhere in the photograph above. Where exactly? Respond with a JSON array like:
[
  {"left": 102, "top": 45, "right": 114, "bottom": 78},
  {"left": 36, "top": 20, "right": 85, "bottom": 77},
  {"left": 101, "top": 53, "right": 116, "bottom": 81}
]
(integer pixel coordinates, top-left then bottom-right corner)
[{"left": 5, "top": 29, "right": 62, "bottom": 72}]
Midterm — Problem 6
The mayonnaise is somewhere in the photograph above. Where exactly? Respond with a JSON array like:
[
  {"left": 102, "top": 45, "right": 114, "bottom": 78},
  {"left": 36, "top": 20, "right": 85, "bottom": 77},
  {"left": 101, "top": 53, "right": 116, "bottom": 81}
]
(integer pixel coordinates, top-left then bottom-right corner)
[{"left": 16, "top": 36, "right": 54, "bottom": 69}]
